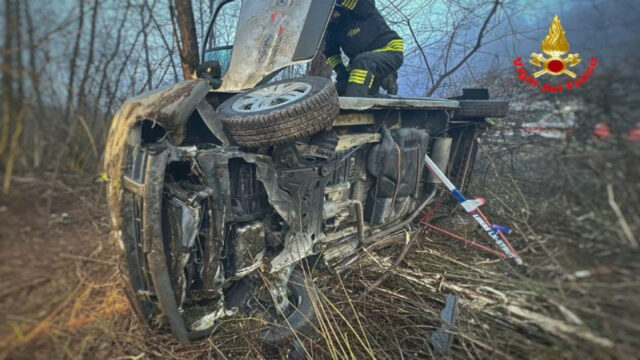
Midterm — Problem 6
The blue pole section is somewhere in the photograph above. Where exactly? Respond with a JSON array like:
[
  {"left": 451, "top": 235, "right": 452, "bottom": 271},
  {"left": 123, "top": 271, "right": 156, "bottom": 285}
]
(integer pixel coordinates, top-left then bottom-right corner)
[{"left": 424, "top": 154, "right": 523, "bottom": 265}]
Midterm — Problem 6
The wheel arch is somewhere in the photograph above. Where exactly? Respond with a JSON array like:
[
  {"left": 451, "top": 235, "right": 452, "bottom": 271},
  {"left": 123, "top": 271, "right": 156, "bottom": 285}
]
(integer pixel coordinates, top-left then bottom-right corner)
[
  {"left": 104, "top": 79, "right": 211, "bottom": 249},
  {"left": 103, "top": 80, "right": 211, "bottom": 342}
]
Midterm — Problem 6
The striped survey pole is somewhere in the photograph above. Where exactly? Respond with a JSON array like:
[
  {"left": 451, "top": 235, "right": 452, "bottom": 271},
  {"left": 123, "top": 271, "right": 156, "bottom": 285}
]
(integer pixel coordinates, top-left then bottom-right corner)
[{"left": 424, "top": 154, "right": 524, "bottom": 265}]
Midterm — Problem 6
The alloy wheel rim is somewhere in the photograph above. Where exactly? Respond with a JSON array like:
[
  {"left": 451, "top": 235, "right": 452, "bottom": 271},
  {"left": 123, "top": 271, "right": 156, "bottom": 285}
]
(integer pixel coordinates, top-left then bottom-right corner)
[{"left": 231, "top": 82, "right": 312, "bottom": 113}]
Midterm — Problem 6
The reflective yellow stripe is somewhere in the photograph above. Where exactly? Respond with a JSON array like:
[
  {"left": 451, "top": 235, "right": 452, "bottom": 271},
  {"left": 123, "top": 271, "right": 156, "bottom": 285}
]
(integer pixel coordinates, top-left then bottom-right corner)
[
  {"left": 349, "top": 68, "right": 371, "bottom": 85},
  {"left": 373, "top": 39, "right": 404, "bottom": 52},
  {"left": 351, "top": 69, "right": 368, "bottom": 76},
  {"left": 373, "top": 39, "right": 403, "bottom": 52},
  {"left": 326, "top": 55, "right": 342, "bottom": 68},
  {"left": 368, "top": 74, "right": 375, "bottom": 88},
  {"left": 348, "top": 74, "right": 366, "bottom": 84},
  {"left": 341, "top": 0, "right": 358, "bottom": 10}
]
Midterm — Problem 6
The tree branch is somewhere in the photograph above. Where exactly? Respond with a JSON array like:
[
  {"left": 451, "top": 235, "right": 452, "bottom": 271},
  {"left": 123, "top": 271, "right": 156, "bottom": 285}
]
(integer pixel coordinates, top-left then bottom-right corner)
[{"left": 427, "top": 0, "right": 500, "bottom": 96}]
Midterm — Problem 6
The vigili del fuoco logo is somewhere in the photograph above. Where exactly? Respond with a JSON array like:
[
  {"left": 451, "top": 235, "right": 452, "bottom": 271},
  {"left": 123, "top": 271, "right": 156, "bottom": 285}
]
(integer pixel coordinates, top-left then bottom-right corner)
[{"left": 513, "top": 15, "right": 598, "bottom": 93}]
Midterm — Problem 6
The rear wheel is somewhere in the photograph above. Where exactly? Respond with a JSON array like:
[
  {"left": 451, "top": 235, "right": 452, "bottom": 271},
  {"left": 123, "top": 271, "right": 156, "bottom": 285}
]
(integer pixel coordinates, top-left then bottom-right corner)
[{"left": 218, "top": 77, "right": 340, "bottom": 147}]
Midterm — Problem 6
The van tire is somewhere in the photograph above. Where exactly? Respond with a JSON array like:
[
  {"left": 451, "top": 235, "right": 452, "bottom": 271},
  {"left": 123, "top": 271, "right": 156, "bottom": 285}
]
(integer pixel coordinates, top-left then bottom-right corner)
[{"left": 218, "top": 77, "right": 340, "bottom": 147}]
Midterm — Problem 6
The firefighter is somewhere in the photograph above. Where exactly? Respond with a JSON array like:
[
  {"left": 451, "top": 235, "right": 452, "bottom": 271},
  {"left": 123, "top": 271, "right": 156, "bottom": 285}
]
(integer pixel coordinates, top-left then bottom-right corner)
[{"left": 325, "top": 0, "right": 404, "bottom": 97}]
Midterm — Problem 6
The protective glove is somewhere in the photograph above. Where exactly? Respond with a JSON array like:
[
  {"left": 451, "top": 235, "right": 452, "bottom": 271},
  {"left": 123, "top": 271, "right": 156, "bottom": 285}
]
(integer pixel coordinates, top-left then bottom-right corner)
[{"left": 380, "top": 72, "right": 398, "bottom": 95}]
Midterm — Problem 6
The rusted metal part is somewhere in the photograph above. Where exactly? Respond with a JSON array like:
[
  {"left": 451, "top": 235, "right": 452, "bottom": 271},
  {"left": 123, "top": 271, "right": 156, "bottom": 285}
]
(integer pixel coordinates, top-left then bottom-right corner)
[
  {"left": 323, "top": 235, "right": 359, "bottom": 265},
  {"left": 195, "top": 148, "right": 308, "bottom": 273},
  {"left": 196, "top": 145, "right": 334, "bottom": 273},
  {"left": 349, "top": 200, "right": 365, "bottom": 244},
  {"left": 333, "top": 113, "right": 376, "bottom": 127},
  {"left": 334, "top": 133, "right": 381, "bottom": 150},
  {"left": 229, "top": 221, "right": 265, "bottom": 277}
]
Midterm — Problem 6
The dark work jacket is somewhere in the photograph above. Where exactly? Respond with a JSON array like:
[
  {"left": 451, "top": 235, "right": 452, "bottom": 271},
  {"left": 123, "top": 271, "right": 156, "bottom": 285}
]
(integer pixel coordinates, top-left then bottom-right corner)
[{"left": 324, "top": 0, "right": 401, "bottom": 60}]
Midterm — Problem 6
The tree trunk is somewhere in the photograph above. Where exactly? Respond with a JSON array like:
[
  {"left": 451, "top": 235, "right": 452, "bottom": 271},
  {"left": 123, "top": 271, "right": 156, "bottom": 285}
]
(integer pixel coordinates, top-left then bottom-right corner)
[
  {"left": 62, "top": 0, "right": 85, "bottom": 126},
  {"left": 24, "top": 0, "right": 46, "bottom": 168},
  {"left": 173, "top": 0, "right": 199, "bottom": 80},
  {"left": 0, "top": 0, "right": 15, "bottom": 160},
  {"left": 141, "top": 1, "right": 153, "bottom": 90},
  {"left": 46, "top": 0, "right": 84, "bottom": 209},
  {"left": 77, "top": 0, "right": 100, "bottom": 106},
  {"left": 2, "top": 0, "right": 24, "bottom": 194}
]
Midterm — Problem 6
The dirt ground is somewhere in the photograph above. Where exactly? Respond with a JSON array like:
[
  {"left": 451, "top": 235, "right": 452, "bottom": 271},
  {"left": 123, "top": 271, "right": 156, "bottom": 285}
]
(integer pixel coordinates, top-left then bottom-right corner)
[
  {"left": 0, "top": 141, "right": 638, "bottom": 359},
  {"left": 0, "top": 176, "right": 129, "bottom": 359}
]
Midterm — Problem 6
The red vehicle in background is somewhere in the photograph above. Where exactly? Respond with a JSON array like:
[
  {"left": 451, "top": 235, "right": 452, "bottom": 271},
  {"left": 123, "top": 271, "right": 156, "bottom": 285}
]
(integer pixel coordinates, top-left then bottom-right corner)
[
  {"left": 592, "top": 122, "right": 612, "bottom": 140},
  {"left": 628, "top": 124, "right": 640, "bottom": 142},
  {"left": 591, "top": 122, "right": 640, "bottom": 142}
]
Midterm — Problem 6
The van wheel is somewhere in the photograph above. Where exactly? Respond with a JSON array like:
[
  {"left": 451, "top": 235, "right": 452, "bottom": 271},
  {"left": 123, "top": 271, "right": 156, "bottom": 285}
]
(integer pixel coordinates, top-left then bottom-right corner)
[
  {"left": 218, "top": 77, "right": 339, "bottom": 147},
  {"left": 260, "top": 269, "right": 319, "bottom": 346}
]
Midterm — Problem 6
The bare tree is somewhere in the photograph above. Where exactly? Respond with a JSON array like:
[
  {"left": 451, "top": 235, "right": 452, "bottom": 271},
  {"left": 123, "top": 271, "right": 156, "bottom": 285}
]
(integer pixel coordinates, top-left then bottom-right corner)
[
  {"left": 425, "top": 0, "right": 500, "bottom": 96},
  {"left": 173, "top": 0, "right": 199, "bottom": 79},
  {"left": 144, "top": 1, "right": 180, "bottom": 83},
  {"left": 1, "top": 0, "right": 31, "bottom": 193},
  {"left": 0, "top": 0, "right": 15, "bottom": 160},
  {"left": 1, "top": 0, "right": 19, "bottom": 193},
  {"left": 24, "top": 0, "right": 46, "bottom": 168},
  {"left": 384, "top": 0, "right": 504, "bottom": 96}
]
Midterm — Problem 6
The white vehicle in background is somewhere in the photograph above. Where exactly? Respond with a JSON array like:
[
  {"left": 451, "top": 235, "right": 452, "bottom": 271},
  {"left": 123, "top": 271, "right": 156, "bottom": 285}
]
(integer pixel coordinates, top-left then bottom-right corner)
[{"left": 522, "top": 105, "right": 576, "bottom": 140}]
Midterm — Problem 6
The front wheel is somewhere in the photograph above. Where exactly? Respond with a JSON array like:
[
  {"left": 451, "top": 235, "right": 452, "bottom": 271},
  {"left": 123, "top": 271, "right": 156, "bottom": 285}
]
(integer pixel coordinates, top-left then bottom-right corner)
[{"left": 260, "top": 268, "right": 319, "bottom": 346}]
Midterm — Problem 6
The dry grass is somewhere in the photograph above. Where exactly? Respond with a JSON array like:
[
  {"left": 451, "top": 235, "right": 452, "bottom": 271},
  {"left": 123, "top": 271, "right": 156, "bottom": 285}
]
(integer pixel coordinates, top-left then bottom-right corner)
[{"left": 1, "top": 138, "right": 638, "bottom": 359}]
